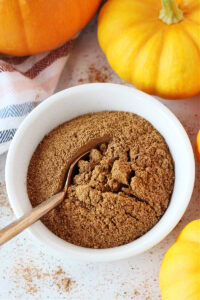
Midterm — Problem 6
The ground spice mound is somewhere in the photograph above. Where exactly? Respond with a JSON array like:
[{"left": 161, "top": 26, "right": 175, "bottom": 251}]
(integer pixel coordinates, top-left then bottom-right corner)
[{"left": 27, "top": 111, "right": 174, "bottom": 249}]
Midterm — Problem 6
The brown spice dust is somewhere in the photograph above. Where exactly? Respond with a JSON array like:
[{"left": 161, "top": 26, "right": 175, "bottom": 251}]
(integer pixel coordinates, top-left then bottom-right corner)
[
  {"left": 78, "top": 64, "right": 112, "bottom": 83},
  {"left": 27, "top": 111, "right": 174, "bottom": 249},
  {"left": 12, "top": 261, "right": 73, "bottom": 296}
]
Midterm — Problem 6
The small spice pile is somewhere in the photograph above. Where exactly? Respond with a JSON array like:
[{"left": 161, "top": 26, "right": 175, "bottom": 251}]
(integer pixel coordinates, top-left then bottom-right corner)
[{"left": 27, "top": 111, "right": 174, "bottom": 249}]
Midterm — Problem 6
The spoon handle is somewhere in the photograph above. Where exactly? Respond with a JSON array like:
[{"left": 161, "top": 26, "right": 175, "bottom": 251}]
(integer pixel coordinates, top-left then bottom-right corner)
[{"left": 0, "top": 191, "right": 65, "bottom": 246}]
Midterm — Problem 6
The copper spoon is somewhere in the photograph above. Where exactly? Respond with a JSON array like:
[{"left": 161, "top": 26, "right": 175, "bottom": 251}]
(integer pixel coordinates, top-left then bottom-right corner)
[{"left": 0, "top": 135, "right": 111, "bottom": 246}]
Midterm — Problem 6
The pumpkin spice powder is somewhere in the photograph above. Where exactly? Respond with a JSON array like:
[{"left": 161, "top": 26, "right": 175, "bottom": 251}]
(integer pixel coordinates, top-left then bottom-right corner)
[{"left": 27, "top": 111, "right": 174, "bottom": 249}]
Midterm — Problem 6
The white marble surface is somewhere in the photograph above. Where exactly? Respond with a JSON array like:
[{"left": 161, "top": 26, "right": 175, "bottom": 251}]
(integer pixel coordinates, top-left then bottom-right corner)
[{"left": 0, "top": 18, "right": 200, "bottom": 300}]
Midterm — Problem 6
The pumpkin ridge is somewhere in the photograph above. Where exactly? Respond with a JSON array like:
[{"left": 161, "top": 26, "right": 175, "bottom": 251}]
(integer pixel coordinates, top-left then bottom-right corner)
[
  {"left": 103, "top": 19, "right": 158, "bottom": 54},
  {"left": 187, "top": 2, "right": 200, "bottom": 11},
  {"left": 133, "top": 27, "right": 162, "bottom": 56},
  {"left": 128, "top": 26, "right": 162, "bottom": 83},
  {"left": 131, "top": 27, "right": 164, "bottom": 90},
  {"left": 15, "top": 0, "right": 30, "bottom": 54},
  {"left": 181, "top": 26, "right": 200, "bottom": 57},
  {"left": 153, "top": 28, "right": 167, "bottom": 94},
  {"left": 186, "top": 18, "right": 200, "bottom": 26},
  {"left": 177, "top": 0, "right": 200, "bottom": 13},
  {"left": 105, "top": 22, "right": 160, "bottom": 83}
]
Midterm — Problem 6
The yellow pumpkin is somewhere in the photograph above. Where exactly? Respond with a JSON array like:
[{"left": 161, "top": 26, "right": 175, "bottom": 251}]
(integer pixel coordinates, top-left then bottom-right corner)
[
  {"left": 98, "top": 0, "right": 200, "bottom": 99},
  {"left": 196, "top": 130, "right": 200, "bottom": 163},
  {"left": 160, "top": 220, "right": 200, "bottom": 299},
  {"left": 0, "top": 0, "right": 102, "bottom": 56}
]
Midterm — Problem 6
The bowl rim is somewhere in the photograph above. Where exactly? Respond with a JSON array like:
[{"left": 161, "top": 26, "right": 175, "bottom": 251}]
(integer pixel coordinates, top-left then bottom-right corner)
[{"left": 5, "top": 83, "right": 195, "bottom": 262}]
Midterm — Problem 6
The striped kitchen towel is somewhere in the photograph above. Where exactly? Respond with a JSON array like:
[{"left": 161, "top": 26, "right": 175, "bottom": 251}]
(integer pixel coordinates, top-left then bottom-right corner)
[{"left": 0, "top": 38, "right": 76, "bottom": 155}]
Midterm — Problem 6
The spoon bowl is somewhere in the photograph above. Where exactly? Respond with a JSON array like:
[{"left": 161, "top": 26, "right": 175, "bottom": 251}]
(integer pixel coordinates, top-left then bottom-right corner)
[{"left": 0, "top": 135, "right": 111, "bottom": 246}]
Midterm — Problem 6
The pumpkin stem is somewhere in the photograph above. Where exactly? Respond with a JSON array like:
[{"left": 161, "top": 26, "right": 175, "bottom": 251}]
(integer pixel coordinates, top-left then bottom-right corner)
[{"left": 159, "top": 0, "right": 184, "bottom": 24}]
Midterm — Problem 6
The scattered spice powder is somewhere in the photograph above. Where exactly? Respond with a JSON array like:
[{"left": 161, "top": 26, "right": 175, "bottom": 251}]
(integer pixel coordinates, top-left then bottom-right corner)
[
  {"left": 78, "top": 64, "right": 112, "bottom": 83},
  {"left": 0, "top": 182, "right": 13, "bottom": 217},
  {"left": 0, "top": 183, "right": 9, "bottom": 208},
  {"left": 134, "top": 289, "right": 140, "bottom": 296},
  {"left": 62, "top": 278, "right": 72, "bottom": 292},
  {"left": 27, "top": 111, "right": 174, "bottom": 249},
  {"left": 88, "top": 64, "right": 110, "bottom": 82},
  {"left": 12, "top": 261, "right": 73, "bottom": 296}
]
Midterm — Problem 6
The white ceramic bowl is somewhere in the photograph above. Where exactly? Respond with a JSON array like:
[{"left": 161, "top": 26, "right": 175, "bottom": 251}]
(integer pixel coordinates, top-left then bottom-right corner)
[{"left": 6, "top": 83, "right": 195, "bottom": 262}]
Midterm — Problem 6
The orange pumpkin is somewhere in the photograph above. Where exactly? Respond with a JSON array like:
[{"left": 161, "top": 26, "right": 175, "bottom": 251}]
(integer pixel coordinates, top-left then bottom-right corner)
[{"left": 0, "top": 0, "right": 102, "bottom": 56}]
